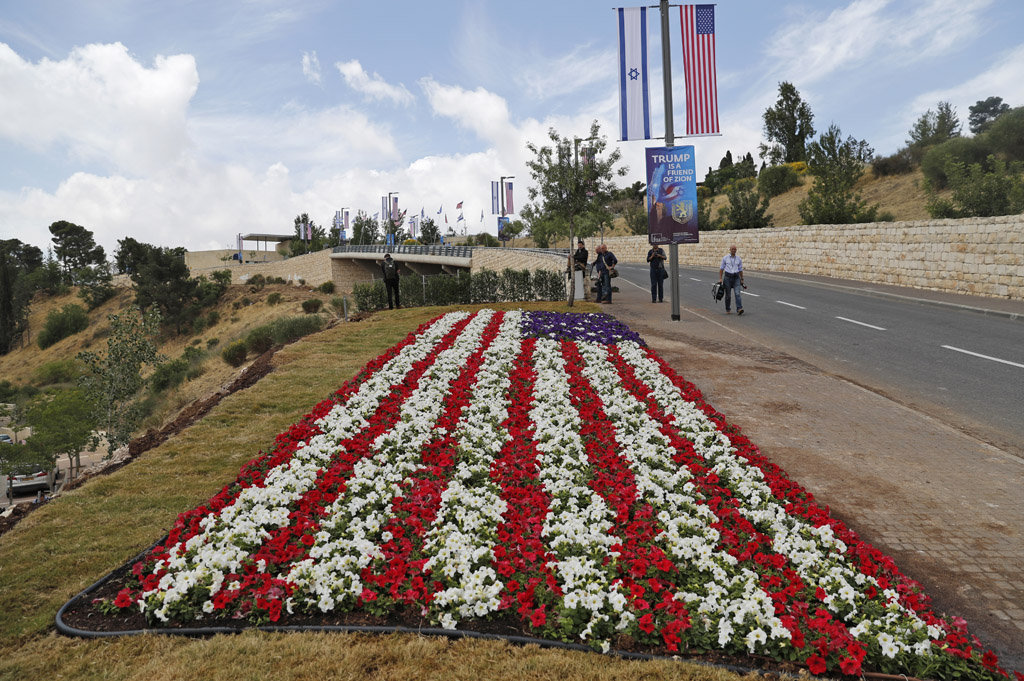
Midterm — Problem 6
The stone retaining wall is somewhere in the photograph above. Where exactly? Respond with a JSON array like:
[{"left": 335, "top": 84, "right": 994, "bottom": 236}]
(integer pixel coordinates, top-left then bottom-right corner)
[
  {"left": 596, "top": 215, "right": 1023, "bottom": 300},
  {"left": 190, "top": 249, "right": 335, "bottom": 286},
  {"left": 471, "top": 248, "right": 564, "bottom": 275}
]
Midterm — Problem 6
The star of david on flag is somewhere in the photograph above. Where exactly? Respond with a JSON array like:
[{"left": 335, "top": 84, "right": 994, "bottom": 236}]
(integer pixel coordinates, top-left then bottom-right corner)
[{"left": 616, "top": 7, "right": 651, "bottom": 141}]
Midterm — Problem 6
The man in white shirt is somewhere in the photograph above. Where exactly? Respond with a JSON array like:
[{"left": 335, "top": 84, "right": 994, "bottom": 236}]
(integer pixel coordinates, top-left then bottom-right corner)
[{"left": 718, "top": 244, "right": 747, "bottom": 315}]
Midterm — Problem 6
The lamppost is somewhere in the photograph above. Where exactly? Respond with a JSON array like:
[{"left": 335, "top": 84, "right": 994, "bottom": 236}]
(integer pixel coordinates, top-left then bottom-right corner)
[
  {"left": 386, "top": 191, "right": 399, "bottom": 247},
  {"left": 567, "top": 135, "right": 598, "bottom": 306},
  {"left": 499, "top": 175, "right": 514, "bottom": 247}
]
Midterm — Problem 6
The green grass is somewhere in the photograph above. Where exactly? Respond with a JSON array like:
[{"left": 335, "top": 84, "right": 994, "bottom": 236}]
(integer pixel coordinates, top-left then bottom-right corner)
[{"left": 0, "top": 302, "right": 744, "bottom": 681}]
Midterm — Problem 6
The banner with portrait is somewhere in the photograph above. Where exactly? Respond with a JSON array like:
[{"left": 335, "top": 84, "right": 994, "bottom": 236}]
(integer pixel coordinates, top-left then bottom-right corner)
[{"left": 646, "top": 146, "right": 699, "bottom": 244}]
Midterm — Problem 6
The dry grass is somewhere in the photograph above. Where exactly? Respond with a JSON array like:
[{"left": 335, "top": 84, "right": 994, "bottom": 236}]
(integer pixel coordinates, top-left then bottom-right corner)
[{"left": 0, "top": 300, "right": 748, "bottom": 681}]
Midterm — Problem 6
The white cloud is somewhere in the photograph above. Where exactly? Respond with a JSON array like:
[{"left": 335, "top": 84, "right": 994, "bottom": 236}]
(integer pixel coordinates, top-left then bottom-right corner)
[
  {"left": 908, "top": 43, "right": 1024, "bottom": 122},
  {"left": 420, "top": 78, "right": 511, "bottom": 143},
  {"left": 335, "top": 59, "right": 414, "bottom": 106},
  {"left": 0, "top": 41, "right": 198, "bottom": 175},
  {"left": 301, "top": 50, "right": 321, "bottom": 84},
  {"left": 514, "top": 46, "right": 616, "bottom": 101}
]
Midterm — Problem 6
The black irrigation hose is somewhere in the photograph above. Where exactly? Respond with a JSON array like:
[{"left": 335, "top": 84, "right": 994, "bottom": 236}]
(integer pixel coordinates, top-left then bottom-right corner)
[{"left": 55, "top": 540, "right": 800, "bottom": 680}]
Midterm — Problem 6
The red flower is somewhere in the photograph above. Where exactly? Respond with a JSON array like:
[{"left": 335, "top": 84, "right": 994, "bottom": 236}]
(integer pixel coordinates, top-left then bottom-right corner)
[
  {"left": 360, "top": 588, "right": 378, "bottom": 602},
  {"left": 530, "top": 606, "right": 546, "bottom": 628},
  {"left": 637, "top": 613, "right": 655, "bottom": 634},
  {"left": 982, "top": 650, "right": 999, "bottom": 671},
  {"left": 806, "top": 655, "right": 827, "bottom": 675},
  {"left": 114, "top": 588, "right": 134, "bottom": 608},
  {"left": 839, "top": 653, "right": 861, "bottom": 676}
]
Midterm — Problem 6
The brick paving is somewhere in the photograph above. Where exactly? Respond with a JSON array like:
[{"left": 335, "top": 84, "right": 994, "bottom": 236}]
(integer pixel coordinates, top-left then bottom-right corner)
[{"left": 606, "top": 276, "right": 1024, "bottom": 672}]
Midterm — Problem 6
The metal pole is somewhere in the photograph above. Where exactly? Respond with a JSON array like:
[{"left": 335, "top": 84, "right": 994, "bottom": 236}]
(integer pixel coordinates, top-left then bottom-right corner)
[{"left": 661, "top": 0, "right": 681, "bottom": 321}]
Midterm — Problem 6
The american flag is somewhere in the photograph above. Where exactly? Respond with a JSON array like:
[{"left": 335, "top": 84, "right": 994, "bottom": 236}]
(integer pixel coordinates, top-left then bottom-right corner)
[
  {"left": 456, "top": 201, "right": 463, "bottom": 210},
  {"left": 680, "top": 5, "right": 720, "bottom": 136}
]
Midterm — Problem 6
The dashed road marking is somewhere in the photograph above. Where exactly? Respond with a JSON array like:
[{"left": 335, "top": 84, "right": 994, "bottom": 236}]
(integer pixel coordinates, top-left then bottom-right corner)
[
  {"left": 942, "top": 345, "right": 1024, "bottom": 369},
  {"left": 836, "top": 316, "right": 886, "bottom": 331},
  {"left": 776, "top": 300, "right": 806, "bottom": 309}
]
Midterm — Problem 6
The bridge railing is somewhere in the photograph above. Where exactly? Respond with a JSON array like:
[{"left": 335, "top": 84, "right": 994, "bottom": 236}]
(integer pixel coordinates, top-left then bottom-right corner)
[{"left": 332, "top": 244, "right": 473, "bottom": 258}]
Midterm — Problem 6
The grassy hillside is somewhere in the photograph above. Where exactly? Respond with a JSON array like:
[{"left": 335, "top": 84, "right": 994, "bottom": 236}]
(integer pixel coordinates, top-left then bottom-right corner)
[{"left": 0, "top": 283, "right": 345, "bottom": 434}]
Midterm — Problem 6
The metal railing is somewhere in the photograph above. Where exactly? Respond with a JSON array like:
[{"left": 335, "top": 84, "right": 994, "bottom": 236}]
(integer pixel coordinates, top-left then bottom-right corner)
[{"left": 332, "top": 244, "right": 474, "bottom": 258}]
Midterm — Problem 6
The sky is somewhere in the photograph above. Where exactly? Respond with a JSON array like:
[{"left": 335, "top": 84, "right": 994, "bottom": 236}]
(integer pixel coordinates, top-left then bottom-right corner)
[{"left": 1, "top": 0, "right": 1022, "bottom": 257}]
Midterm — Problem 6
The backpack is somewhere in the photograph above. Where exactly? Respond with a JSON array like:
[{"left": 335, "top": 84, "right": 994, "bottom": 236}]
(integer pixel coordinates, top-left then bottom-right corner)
[
  {"left": 712, "top": 282, "right": 725, "bottom": 303},
  {"left": 382, "top": 259, "right": 398, "bottom": 279}
]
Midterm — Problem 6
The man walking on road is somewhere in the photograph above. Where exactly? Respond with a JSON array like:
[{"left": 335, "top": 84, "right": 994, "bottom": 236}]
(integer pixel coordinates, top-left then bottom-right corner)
[{"left": 719, "top": 244, "right": 747, "bottom": 315}]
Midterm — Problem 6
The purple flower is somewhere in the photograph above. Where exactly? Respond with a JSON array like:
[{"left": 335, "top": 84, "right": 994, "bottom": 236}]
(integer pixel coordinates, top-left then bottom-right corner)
[{"left": 520, "top": 311, "right": 645, "bottom": 346}]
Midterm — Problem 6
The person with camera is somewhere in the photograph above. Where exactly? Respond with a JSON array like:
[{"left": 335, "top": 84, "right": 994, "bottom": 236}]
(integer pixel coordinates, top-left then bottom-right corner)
[
  {"left": 594, "top": 244, "right": 618, "bottom": 304},
  {"left": 647, "top": 243, "right": 667, "bottom": 303},
  {"left": 718, "top": 244, "right": 747, "bottom": 314}
]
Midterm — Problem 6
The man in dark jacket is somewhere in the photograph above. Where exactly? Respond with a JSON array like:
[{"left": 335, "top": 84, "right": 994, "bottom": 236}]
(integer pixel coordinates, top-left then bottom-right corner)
[
  {"left": 381, "top": 253, "right": 401, "bottom": 309},
  {"left": 574, "top": 239, "right": 590, "bottom": 300},
  {"left": 594, "top": 244, "right": 618, "bottom": 304}
]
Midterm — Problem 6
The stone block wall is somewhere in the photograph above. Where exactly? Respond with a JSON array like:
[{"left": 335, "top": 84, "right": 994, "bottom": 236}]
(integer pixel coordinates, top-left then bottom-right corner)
[
  {"left": 471, "top": 248, "right": 564, "bottom": 275},
  {"left": 598, "top": 214, "right": 1024, "bottom": 300},
  {"left": 190, "top": 249, "right": 335, "bottom": 286}
]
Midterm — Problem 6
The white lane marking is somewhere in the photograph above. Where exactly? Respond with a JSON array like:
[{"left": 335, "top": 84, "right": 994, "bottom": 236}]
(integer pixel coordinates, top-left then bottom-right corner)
[
  {"left": 941, "top": 345, "right": 1024, "bottom": 369},
  {"left": 776, "top": 301, "right": 806, "bottom": 309},
  {"left": 620, "top": 277, "right": 647, "bottom": 291},
  {"left": 836, "top": 316, "right": 886, "bottom": 331},
  {"left": 689, "top": 277, "right": 702, "bottom": 281},
  {"left": 743, "top": 292, "right": 760, "bottom": 297}
]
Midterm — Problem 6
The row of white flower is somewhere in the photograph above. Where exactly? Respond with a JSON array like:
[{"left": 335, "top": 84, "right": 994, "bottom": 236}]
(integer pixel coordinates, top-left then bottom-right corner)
[
  {"left": 422, "top": 311, "right": 524, "bottom": 630},
  {"left": 284, "top": 310, "right": 498, "bottom": 614},
  {"left": 142, "top": 311, "right": 471, "bottom": 622},
  {"left": 616, "top": 341, "right": 942, "bottom": 659},
  {"left": 580, "top": 340, "right": 790, "bottom": 654}
]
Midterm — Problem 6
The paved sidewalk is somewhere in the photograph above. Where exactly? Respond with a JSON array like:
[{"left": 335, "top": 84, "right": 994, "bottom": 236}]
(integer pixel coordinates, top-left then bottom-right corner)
[{"left": 600, "top": 276, "right": 1024, "bottom": 672}]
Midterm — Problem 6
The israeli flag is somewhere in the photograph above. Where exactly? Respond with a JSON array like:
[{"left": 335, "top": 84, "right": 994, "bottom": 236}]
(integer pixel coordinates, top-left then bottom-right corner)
[
  {"left": 617, "top": 7, "right": 651, "bottom": 141},
  {"left": 491, "top": 181, "right": 500, "bottom": 215}
]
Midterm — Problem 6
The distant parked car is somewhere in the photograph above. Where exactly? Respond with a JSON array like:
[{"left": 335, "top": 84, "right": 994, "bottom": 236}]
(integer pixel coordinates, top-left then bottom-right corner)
[
  {"left": 5, "top": 462, "right": 54, "bottom": 493},
  {"left": 0, "top": 434, "right": 13, "bottom": 445}
]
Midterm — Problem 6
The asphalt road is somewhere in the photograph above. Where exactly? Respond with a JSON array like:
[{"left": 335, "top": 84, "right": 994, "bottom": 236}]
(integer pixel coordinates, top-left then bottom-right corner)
[{"left": 616, "top": 263, "right": 1024, "bottom": 458}]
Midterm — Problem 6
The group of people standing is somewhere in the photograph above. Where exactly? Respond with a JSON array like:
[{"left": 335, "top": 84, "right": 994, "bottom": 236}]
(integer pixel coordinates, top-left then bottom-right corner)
[{"left": 575, "top": 239, "right": 747, "bottom": 313}]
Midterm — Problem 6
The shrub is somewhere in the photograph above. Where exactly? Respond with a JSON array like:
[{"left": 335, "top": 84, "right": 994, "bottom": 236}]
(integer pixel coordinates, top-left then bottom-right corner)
[
  {"left": 785, "top": 161, "right": 809, "bottom": 175},
  {"left": 150, "top": 357, "right": 189, "bottom": 392},
  {"left": 192, "top": 315, "right": 208, "bottom": 334},
  {"left": 424, "top": 273, "right": 471, "bottom": 307},
  {"left": 352, "top": 281, "right": 387, "bottom": 312},
  {"left": 221, "top": 340, "right": 248, "bottom": 367},
  {"left": 245, "top": 326, "right": 275, "bottom": 354},
  {"left": 247, "top": 274, "right": 267, "bottom": 292},
  {"left": 921, "top": 136, "right": 992, "bottom": 189},
  {"left": 399, "top": 275, "right": 425, "bottom": 308},
  {"left": 33, "top": 359, "right": 83, "bottom": 386},
  {"left": 532, "top": 269, "right": 567, "bottom": 301},
  {"left": 266, "top": 292, "right": 282, "bottom": 305},
  {"left": 37, "top": 304, "right": 90, "bottom": 349},
  {"left": 722, "top": 179, "right": 773, "bottom": 229},
  {"left": 499, "top": 268, "right": 533, "bottom": 302},
  {"left": 206, "top": 337, "right": 220, "bottom": 349},
  {"left": 926, "top": 156, "right": 1024, "bottom": 218},
  {"left": 318, "top": 281, "right": 335, "bottom": 294},
  {"left": 266, "top": 315, "right": 323, "bottom": 345},
  {"left": 871, "top": 148, "right": 915, "bottom": 177},
  {"left": 271, "top": 277, "right": 287, "bottom": 284},
  {"left": 470, "top": 269, "right": 500, "bottom": 304},
  {"left": 206, "top": 310, "right": 220, "bottom": 327},
  {"left": 758, "top": 164, "right": 802, "bottom": 198},
  {"left": 182, "top": 345, "right": 203, "bottom": 362},
  {"left": 330, "top": 297, "right": 346, "bottom": 315},
  {"left": 301, "top": 298, "right": 323, "bottom": 314},
  {"left": 986, "top": 106, "right": 1024, "bottom": 161}
]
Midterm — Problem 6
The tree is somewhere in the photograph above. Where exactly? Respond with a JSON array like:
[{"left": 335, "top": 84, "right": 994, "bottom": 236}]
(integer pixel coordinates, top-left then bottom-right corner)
[
  {"left": 696, "top": 186, "right": 723, "bottom": 231},
  {"left": 77, "top": 261, "right": 116, "bottom": 310},
  {"left": 289, "top": 214, "right": 328, "bottom": 256},
  {"left": 721, "top": 179, "right": 773, "bottom": 230},
  {"left": 500, "top": 219, "right": 526, "bottom": 246},
  {"left": 26, "top": 387, "right": 96, "bottom": 481},
  {"left": 419, "top": 217, "right": 441, "bottom": 245},
  {"left": 78, "top": 307, "right": 164, "bottom": 457},
  {"left": 130, "top": 244, "right": 196, "bottom": 334},
  {"left": 719, "top": 150, "right": 734, "bottom": 169},
  {"left": 525, "top": 120, "right": 626, "bottom": 305},
  {"left": 907, "top": 101, "right": 961, "bottom": 161},
  {"left": 926, "top": 156, "right": 1024, "bottom": 219},
  {"left": 350, "top": 210, "right": 379, "bottom": 246},
  {"left": 48, "top": 221, "right": 105, "bottom": 284},
  {"left": 759, "top": 82, "right": 816, "bottom": 165},
  {"left": 0, "top": 239, "right": 42, "bottom": 354},
  {"left": 968, "top": 96, "right": 1011, "bottom": 135},
  {"left": 798, "top": 123, "right": 879, "bottom": 225}
]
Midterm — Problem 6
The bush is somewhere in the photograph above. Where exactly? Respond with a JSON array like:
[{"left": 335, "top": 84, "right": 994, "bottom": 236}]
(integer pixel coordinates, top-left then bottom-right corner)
[
  {"left": 470, "top": 269, "right": 500, "bottom": 304},
  {"left": 301, "top": 298, "right": 323, "bottom": 314},
  {"left": 245, "top": 326, "right": 275, "bottom": 354},
  {"left": 499, "top": 268, "right": 533, "bottom": 302},
  {"left": 532, "top": 269, "right": 567, "bottom": 301},
  {"left": 424, "top": 273, "right": 471, "bottom": 307},
  {"left": 33, "top": 359, "right": 83, "bottom": 386},
  {"left": 331, "top": 297, "right": 346, "bottom": 315},
  {"left": 266, "top": 292, "right": 282, "bottom": 305},
  {"left": 206, "top": 310, "right": 220, "bottom": 327},
  {"left": 266, "top": 315, "right": 323, "bottom": 345},
  {"left": 318, "top": 281, "right": 335, "bottom": 294},
  {"left": 758, "top": 164, "right": 802, "bottom": 198},
  {"left": 352, "top": 281, "right": 387, "bottom": 312},
  {"left": 221, "top": 340, "right": 248, "bottom": 367},
  {"left": 986, "top": 106, "right": 1024, "bottom": 161},
  {"left": 921, "top": 136, "right": 992, "bottom": 189},
  {"left": 926, "top": 156, "right": 1024, "bottom": 218},
  {"left": 399, "top": 276, "right": 425, "bottom": 308},
  {"left": 206, "top": 337, "right": 220, "bottom": 348},
  {"left": 150, "top": 357, "right": 189, "bottom": 392},
  {"left": 871, "top": 148, "right": 915, "bottom": 177},
  {"left": 247, "top": 274, "right": 267, "bottom": 292},
  {"left": 37, "top": 304, "right": 90, "bottom": 349}
]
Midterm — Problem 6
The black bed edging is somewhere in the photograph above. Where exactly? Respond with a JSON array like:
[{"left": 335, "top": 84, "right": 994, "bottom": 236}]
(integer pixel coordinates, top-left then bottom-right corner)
[{"left": 56, "top": 547, "right": 797, "bottom": 680}]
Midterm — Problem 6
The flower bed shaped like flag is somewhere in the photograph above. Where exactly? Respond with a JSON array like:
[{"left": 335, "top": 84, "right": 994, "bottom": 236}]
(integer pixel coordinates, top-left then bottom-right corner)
[{"left": 95, "top": 310, "right": 1015, "bottom": 680}]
